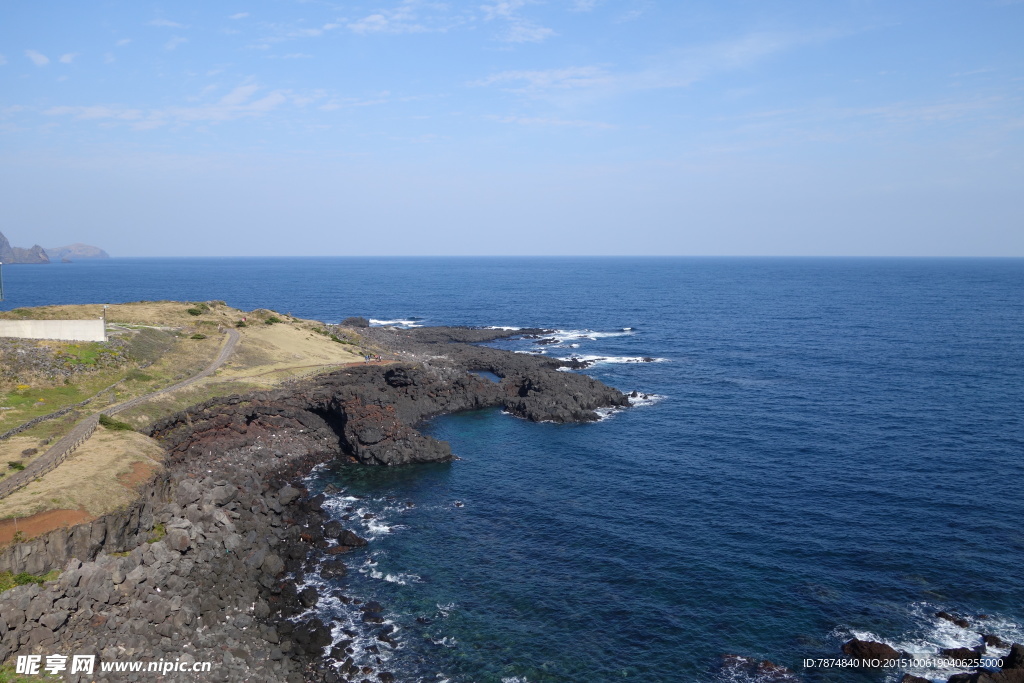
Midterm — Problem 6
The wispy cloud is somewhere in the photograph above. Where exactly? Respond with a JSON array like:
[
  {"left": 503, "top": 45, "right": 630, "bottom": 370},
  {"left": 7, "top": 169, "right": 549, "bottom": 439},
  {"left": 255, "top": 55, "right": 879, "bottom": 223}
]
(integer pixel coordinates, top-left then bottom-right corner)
[
  {"left": 116, "top": 38, "right": 132, "bottom": 46},
  {"left": 491, "top": 114, "right": 614, "bottom": 129},
  {"left": 43, "top": 83, "right": 308, "bottom": 130},
  {"left": 347, "top": 0, "right": 464, "bottom": 35},
  {"left": 229, "top": 12, "right": 250, "bottom": 20},
  {"left": 571, "top": 0, "right": 600, "bottom": 11},
  {"left": 0, "top": 54, "right": 7, "bottom": 66},
  {"left": 472, "top": 65, "right": 611, "bottom": 91},
  {"left": 149, "top": 18, "right": 188, "bottom": 28},
  {"left": 319, "top": 91, "right": 406, "bottom": 110},
  {"left": 269, "top": 53, "right": 314, "bottom": 60},
  {"left": 253, "top": 21, "right": 340, "bottom": 47},
  {"left": 165, "top": 36, "right": 189, "bottom": 51},
  {"left": 475, "top": 31, "right": 828, "bottom": 101},
  {"left": 25, "top": 50, "right": 50, "bottom": 67},
  {"left": 59, "top": 53, "right": 79, "bottom": 64},
  {"left": 481, "top": 0, "right": 556, "bottom": 43}
]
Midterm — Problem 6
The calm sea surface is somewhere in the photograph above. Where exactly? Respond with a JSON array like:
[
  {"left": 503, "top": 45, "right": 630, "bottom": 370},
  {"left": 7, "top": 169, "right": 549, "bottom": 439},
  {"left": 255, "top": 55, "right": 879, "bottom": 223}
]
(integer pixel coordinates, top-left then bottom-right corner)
[{"left": 3, "top": 257, "right": 1023, "bottom": 682}]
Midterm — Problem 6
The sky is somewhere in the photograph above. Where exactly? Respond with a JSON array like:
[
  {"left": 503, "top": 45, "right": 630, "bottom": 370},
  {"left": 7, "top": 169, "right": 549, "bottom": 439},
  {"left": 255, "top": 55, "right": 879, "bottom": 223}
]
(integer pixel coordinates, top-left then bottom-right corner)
[{"left": 0, "top": 0, "right": 1022, "bottom": 257}]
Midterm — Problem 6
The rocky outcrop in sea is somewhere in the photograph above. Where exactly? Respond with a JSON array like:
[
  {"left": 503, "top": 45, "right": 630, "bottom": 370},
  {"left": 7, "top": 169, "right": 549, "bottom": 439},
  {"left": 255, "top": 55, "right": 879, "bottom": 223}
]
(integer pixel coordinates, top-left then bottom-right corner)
[{"left": 0, "top": 326, "right": 629, "bottom": 681}]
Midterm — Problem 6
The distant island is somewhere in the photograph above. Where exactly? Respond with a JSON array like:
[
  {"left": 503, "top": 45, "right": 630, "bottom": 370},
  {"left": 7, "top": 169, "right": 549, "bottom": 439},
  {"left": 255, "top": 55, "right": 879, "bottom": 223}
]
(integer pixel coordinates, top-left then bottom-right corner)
[{"left": 0, "top": 230, "right": 109, "bottom": 264}]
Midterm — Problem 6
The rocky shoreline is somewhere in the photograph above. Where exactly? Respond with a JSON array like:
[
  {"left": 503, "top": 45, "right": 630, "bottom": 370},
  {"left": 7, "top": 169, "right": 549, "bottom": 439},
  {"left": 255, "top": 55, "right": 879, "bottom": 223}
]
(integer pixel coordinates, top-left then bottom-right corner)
[{"left": 0, "top": 326, "right": 631, "bottom": 681}]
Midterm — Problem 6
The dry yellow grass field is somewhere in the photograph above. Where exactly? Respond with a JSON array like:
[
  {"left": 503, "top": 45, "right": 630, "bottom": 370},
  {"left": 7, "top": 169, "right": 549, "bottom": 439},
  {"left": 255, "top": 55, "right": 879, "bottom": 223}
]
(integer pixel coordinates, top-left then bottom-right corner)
[
  {"left": 0, "top": 301, "right": 372, "bottom": 537},
  {"left": 0, "top": 426, "right": 165, "bottom": 521}
]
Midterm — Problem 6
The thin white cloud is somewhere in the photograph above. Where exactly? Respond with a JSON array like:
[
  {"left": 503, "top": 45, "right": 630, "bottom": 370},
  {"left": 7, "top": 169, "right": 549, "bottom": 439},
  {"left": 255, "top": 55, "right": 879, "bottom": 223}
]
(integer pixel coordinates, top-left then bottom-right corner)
[
  {"left": 165, "top": 36, "right": 189, "bottom": 51},
  {"left": 149, "top": 18, "right": 188, "bottom": 28},
  {"left": 571, "top": 0, "right": 600, "bottom": 10},
  {"left": 492, "top": 114, "right": 614, "bottom": 129},
  {"left": 481, "top": 0, "right": 556, "bottom": 43},
  {"left": 116, "top": 38, "right": 132, "bottom": 46},
  {"left": 472, "top": 66, "right": 612, "bottom": 91},
  {"left": 255, "top": 22, "right": 340, "bottom": 47},
  {"left": 319, "top": 93, "right": 393, "bottom": 110},
  {"left": 43, "top": 83, "right": 303, "bottom": 130},
  {"left": 25, "top": 50, "right": 50, "bottom": 66},
  {"left": 59, "top": 53, "right": 79, "bottom": 64},
  {"left": 229, "top": 12, "right": 250, "bottom": 20},
  {"left": 475, "top": 31, "right": 829, "bottom": 100},
  {"left": 0, "top": 54, "right": 7, "bottom": 66},
  {"left": 503, "top": 22, "right": 555, "bottom": 43},
  {"left": 45, "top": 105, "right": 144, "bottom": 121},
  {"left": 347, "top": 1, "right": 464, "bottom": 35},
  {"left": 268, "top": 53, "right": 314, "bottom": 59},
  {"left": 104, "top": 52, "right": 115, "bottom": 64}
]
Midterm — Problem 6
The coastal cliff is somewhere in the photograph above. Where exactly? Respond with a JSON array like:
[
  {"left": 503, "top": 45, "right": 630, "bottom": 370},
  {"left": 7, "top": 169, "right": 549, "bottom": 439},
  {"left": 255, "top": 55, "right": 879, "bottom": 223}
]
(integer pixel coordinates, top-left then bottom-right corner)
[
  {"left": 0, "top": 233, "right": 49, "bottom": 264},
  {"left": 0, "top": 326, "right": 629, "bottom": 681}
]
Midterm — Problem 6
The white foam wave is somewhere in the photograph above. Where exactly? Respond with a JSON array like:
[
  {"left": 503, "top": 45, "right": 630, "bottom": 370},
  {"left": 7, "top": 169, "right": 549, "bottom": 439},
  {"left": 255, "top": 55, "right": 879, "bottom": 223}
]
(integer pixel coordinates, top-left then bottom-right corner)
[
  {"left": 432, "top": 636, "right": 459, "bottom": 648},
  {"left": 559, "top": 354, "right": 668, "bottom": 366},
  {"left": 833, "top": 602, "right": 1022, "bottom": 681},
  {"left": 528, "top": 328, "right": 636, "bottom": 349},
  {"left": 367, "top": 569, "right": 420, "bottom": 585},
  {"left": 629, "top": 393, "right": 666, "bottom": 407},
  {"left": 369, "top": 318, "right": 424, "bottom": 328}
]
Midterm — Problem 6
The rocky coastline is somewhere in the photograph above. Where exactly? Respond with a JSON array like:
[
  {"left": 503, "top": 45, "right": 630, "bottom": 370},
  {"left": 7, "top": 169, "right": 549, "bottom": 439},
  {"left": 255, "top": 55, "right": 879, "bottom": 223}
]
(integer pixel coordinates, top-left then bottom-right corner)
[{"left": 0, "top": 326, "right": 631, "bottom": 681}]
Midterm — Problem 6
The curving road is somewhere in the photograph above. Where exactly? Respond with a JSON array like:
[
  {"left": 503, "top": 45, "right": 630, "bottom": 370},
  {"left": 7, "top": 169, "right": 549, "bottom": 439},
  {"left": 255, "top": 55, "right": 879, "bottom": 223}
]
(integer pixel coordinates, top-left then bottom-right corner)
[{"left": 0, "top": 328, "right": 240, "bottom": 501}]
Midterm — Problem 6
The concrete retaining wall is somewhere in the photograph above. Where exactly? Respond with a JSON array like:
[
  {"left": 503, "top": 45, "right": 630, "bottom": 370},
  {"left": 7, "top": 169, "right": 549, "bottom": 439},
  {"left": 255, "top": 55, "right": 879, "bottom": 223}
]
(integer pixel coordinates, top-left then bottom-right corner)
[{"left": 0, "top": 319, "right": 106, "bottom": 342}]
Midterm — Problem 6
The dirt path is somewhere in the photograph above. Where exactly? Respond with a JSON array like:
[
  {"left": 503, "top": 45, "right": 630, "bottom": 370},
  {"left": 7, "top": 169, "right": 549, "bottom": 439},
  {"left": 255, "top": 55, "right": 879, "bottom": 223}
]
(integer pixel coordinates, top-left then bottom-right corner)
[
  {"left": 0, "top": 329, "right": 240, "bottom": 502},
  {"left": 0, "top": 509, "right": 93, "bottom": 545}
]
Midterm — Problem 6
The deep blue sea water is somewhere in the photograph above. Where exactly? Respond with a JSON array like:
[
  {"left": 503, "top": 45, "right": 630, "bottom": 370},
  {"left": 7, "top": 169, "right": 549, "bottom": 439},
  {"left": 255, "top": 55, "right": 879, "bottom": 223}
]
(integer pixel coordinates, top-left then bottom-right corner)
[{"left": 3, "top": 257, "right": 1023, "bottom": 682}]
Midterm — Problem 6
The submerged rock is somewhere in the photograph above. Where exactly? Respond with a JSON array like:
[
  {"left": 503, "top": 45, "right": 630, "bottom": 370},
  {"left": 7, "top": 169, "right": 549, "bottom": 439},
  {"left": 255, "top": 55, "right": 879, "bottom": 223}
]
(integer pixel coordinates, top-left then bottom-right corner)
[{"left": 841, "top": 638, "right": 901, "bottom": 661}]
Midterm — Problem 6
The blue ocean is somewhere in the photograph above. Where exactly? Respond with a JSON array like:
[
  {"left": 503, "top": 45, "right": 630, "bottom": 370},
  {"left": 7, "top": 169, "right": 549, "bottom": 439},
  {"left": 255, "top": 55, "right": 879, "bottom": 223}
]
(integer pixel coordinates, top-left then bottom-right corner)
[{"left": 3, "top": 257, "right": 1023, "bottom": 682}]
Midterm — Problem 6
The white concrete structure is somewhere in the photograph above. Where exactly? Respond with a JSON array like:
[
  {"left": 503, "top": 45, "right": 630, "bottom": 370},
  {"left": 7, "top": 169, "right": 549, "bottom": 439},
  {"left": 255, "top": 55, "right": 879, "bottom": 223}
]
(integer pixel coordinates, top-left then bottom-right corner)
[{"left": 0, "top": 319, "right": 106, "bottom": 342}]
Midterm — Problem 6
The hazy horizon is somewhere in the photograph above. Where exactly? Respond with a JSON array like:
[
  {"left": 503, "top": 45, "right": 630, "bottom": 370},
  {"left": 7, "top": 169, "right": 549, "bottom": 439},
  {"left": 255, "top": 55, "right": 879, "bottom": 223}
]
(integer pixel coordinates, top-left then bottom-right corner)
[{"left": 2, "top": 1, "right": 1022, "bottom": 258}]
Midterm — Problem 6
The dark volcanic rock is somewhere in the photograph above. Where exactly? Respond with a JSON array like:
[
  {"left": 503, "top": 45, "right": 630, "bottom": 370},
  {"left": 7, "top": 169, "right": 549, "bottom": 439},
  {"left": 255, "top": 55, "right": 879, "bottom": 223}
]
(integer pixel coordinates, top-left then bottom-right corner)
[
  {"left": 1006, "top": 644, "right": 1024, "bottom": 669},
  {"left": 719, "top": 655, "right": 799, "bottom": 681},
  {"left": 341, "top": 317, "right": 370, "bottom": 328},
  {"left": 900, "top": 675, "right": 932, "bottom": 683},
  {"left": 150, "top": 325, "right": 630, "bottom": 466},
  {"left": 842, "top": 638, "right": 901, "bottom": 661},
  {"left": 984, "top": 634, "right": 1009, "bottom": 649},
  {"left": 0, "top": 323, "right": 635, "bottom": 681},
  {"left": 937, "top": 611, "right": 971, "bottom": 628},
  {"left": 941, "top": 646, "right": 983, "bottom": 664}
]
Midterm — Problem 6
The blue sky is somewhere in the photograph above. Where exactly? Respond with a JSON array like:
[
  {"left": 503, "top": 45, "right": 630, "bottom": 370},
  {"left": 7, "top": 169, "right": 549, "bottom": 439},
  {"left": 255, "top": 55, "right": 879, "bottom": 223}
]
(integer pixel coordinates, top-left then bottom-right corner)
[{"left": 1, "top": 0, "right": 1022, "bottom": 256}]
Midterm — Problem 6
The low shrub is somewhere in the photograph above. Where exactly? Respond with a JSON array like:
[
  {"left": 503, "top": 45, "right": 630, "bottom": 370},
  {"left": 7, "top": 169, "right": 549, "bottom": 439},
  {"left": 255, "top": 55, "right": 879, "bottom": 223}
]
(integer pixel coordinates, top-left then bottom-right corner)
[
  {"left": 99, "top": 414, "right": 135, "bottom": 431},
  {"left": 7, "top": 462, "right": 25, "bottom": 471}
]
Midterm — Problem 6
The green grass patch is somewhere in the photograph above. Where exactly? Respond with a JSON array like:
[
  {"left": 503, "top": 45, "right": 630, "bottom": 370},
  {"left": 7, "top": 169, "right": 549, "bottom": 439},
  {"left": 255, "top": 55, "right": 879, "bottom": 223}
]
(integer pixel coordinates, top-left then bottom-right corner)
[
  {"left": 235, "top": 321, "right": 247, "bottom": 328},
  {"left": 57, "top": 342, "right": 117, "bottom": 367},
  {"left": 190, "top": 333, "right": 208, "bottom": 340},
  {"left": 146, "top": 523, "right": 166, "bottom": 543},
  {"left": 98, "top": 414, "right": 135, "bottom": 431},
  {"left": 0, "top": 663, "right": 62, "bottom": 682},
  {"left": 7, "top": 462, "right": 25, "bottom": 471},
  {"left": 0, "top": 569, "right": 60, "bottom": 594},
  {"left": 264, "top": 316, "right": 282, "bottom": 325},
  {"left": 125, "top": 368, "right": 154, "bottom": 382}
]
